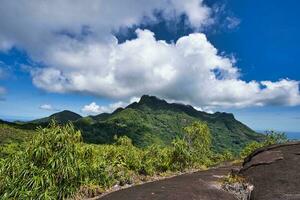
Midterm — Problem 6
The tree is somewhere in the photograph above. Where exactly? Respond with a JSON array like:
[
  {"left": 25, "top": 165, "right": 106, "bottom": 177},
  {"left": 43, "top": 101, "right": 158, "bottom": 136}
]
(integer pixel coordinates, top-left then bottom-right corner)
[
  {"left": 264, "top": 130, "right": 288, "bottom": 145},
  {"left": 181, "top": 121, "right": 212, "bottom": 165},
  {"left": 184, "top": 121, "right": 211, "bottom": 153}
]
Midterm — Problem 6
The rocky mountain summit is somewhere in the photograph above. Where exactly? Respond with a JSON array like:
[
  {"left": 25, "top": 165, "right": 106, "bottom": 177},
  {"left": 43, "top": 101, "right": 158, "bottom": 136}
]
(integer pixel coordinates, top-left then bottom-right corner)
[{"left": 239, "top": 142, "right": 300, "bottom": 200}]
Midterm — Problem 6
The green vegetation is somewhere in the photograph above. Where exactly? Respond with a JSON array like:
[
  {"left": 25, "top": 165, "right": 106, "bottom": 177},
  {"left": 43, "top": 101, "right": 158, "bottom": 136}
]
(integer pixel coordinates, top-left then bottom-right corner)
[
  {"left": 0, "top": 96, "right": 279, "bottom": 199},
  {"left": 6, "top": 95, "right": 263, "bottom": 154},
  {"left": 76, "top": 95, "right": 263, "bottom": 153},
  {"left": 0, "top": 121, "right": 222, "bottom": 199},
  {"left": 240, "top": 130, "right": 288, "bottom": 158},
  {"left": 30, "top": 110, "right": 82, "bottom": 124},
  {"left": 0, "top": 122, "right": 34, "bottom": 157}
]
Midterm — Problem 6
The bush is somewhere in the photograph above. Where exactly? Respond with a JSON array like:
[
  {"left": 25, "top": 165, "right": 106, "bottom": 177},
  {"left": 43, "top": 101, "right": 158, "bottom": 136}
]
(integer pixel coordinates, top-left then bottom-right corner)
[
  {"left": 264, "top": 130, "right": 288, "bottom": 145},
  {"left": 0, "top": 121, "right": 219, "bottom": 199},
  {"left": 240, "top": 130, "right": 289, "bottom": 159},
  {"left": 96, "top": 137, "right": 142, "bottom": 185},
  {"left": 170, "top": 137, "right": 192, "bottom": 171},
  {"left": 183, "top": 121, "right": 212, "bottom": 165},
  {"left": 140, "top": 144, "right": 171, "bottom": 175},
  {"left": 240, "top": 141, "right": 264, "bottom": 159},
  {"left": 0, "top": 122, "right": 101, "bottom": 199}
]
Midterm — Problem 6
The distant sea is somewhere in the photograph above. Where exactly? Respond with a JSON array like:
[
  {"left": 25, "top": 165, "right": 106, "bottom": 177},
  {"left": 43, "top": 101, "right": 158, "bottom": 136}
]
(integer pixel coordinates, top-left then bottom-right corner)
[
  {"left": 284, "top": 132, "right": 300, "bottom": 140},
  {"left": 258, "top": 130, "right": 300, "bottom": 140}
]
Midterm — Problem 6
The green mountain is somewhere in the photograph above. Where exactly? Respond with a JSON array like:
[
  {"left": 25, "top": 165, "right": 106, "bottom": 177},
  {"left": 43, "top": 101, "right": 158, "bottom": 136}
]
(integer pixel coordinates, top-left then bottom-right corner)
[
  {"left": 31, "top": 110, "right": 82, "bottom": 124},
  {"left": 3, "top": 95, "right": 262, "bottom": 153},
  {"left": 76, "top": 95, "right": 263, "bottom": 153}
]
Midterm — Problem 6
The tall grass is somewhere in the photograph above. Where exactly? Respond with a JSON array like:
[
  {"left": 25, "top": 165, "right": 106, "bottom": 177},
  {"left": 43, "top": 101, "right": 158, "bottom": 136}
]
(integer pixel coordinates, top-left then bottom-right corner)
[{"left": 0, "top": 121, "right": 223, "bottom": 199}]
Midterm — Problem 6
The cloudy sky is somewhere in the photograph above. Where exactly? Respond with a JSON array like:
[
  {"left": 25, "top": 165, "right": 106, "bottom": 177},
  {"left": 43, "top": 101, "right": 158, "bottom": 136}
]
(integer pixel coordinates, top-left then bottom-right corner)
[{"left": 0, "top": 0, "right": 300, "bottom": 132}]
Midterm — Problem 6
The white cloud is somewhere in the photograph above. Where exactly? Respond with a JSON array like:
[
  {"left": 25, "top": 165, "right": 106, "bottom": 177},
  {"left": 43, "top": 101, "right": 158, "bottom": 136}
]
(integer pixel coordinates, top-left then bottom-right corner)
[
  {"left": 39, "top": 104, "right": 58, "bottom": 111},
  {"left": 30, "top": 29, "right": 300, "bottom": 108},
  {"left": 0, "top": 0, "right": 211, "bottom": 54},
  {"left": 0, "top": 0, "right": 300, "bottom": 109},
  {"left": 81, "top": 102, "right": 102, "bottom": 114},
  {"left": 81, "top": 97, "right": 140, "bottom": 114}
]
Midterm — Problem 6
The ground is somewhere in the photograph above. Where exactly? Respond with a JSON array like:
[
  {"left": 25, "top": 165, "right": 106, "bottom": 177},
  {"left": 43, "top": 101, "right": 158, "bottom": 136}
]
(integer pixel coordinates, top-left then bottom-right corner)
[
  {"left": 239, "top": 142, "right": 300, "bottom": 200},
  {"left": 96, "top": 164, "right": 238, "bottom": 200}
]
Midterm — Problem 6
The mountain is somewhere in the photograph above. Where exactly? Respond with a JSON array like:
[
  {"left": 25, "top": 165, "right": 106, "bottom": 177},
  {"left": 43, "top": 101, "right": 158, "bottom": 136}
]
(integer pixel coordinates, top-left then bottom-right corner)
[
  {"left": 76, "top": 95, "right": 263, "bottom": 153},
  {"left": 31, "top": 110, "right": 82, "bottom": 124}
]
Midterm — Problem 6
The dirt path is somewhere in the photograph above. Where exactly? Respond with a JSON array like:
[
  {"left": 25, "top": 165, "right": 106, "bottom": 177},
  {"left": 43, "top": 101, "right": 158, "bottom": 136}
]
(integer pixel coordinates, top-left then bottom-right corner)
[{"left": 97, "top": 164, "right": 238, "bottom": 200}]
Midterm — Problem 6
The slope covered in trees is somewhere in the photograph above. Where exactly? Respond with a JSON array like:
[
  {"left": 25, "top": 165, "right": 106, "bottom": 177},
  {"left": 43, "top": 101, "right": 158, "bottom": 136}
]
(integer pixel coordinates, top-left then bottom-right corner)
[{"left": 76, "top": 95, "right": 263, "bottom": 153}]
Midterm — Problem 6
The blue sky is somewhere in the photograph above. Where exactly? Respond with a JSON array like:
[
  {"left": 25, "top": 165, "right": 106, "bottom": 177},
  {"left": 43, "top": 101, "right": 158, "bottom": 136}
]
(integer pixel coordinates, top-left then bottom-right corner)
[{"left": 0, "top": 0, "right": 300, "bottom": 132}]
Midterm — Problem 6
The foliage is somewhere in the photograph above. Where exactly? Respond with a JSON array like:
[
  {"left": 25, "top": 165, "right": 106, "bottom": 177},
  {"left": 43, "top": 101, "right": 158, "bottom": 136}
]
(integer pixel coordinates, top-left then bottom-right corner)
[
  {"left": 140, "top": 144, "right": 172, "bottom": 175},
  {"left": 30, "top": 110, "right": 82, "bottom": 124},
  {"left": 240, "top": 130, "right": 289, "bottom": 158},
  {"left": 169, "top": 121, "right": 214, "bottom": 170},
  {"left": 75, "top": 95, "right": 262, "bottom": 153},
  {"left": 0, "top": 123, "right": 34, "bottom": 157},
  {"left": 223, "top": 174, "right": 246, "bottom": 185},
  {"left": 183, "top": 121, "right": 212, "bottom": 164},
  {"left": 210, "top": 150, "right": 235, "bottom": 163},
  {"left": 264, "top": 130, "right": 288, "bottom": 145},
  {"left": 0, "top": 122, "right": 100, "bottom": 199},
  {"left": 1, "top": 95, "right": 263, "bottom": 156},
  {"left": 114, "top": 135, "right": 134, "bottom": 146},
  {"left": 0, "top": 119, "right": 245, "bottom": 199},
  {"left": 240, "top": 141, "right": 264, "bottom": 159},
  {"left": 170, "top": 138, "right": 192, "bottom": 171}
]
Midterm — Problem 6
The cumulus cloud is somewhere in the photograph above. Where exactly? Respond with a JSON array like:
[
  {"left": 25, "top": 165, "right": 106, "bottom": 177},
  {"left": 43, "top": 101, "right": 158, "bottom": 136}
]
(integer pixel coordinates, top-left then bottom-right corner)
[
  {"left": 0, "top": 0, "right": 300, "bottom": 109},
  {"left": 81, "top": 102, "right": 102, "bottom": 114},
  {"left": 81, "top": 102, "right": 123, "bottom": 114},
  {"left": 0, "top": 0, "right": 211, "bottom": 53},
  {"left": 31, "top": 29, "right": 300, "bottom": 108},
  {"left": 81, "top": 97, "right": 140, "bottom": 114},
  {"left": 39, "top": 104, "right": 59, "bottom": 111}
]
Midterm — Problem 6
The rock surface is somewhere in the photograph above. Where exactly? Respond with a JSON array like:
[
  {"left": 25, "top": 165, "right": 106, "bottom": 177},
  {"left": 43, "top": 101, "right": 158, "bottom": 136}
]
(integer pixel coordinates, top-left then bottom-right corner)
[
  {"left": 239, "top": 142, "right": 300, "bottom": 200},
  {"left": 94, "top": 142, "right": 300, "bottom": 200},
  {"left": 98, "top": 164, "right": 237, "bottom": 200}
]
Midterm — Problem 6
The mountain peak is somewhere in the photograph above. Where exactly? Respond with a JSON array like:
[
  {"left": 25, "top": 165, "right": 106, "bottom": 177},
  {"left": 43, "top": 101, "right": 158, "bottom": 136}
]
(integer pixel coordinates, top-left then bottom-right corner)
[
  {"left": 139, "top": 95, "right": 167, "bottom": 104},
  {"left": 32, "top": 110, "right": 82, "bottom": 124}
]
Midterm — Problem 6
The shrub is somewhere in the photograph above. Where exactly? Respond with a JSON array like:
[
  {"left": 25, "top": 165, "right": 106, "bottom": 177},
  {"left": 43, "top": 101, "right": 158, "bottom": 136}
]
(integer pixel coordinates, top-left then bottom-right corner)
[
  {"left": 264, "top": 130, "right": 288, "bottom": 145},
  {"left": 140, "top": 144, "right": 172, "bottom": 175},
  {"left": 0, "top": 122, "right": 97, "bottom": 199},
  {"left": 0, "top": 121, "right": 219, "bottom": 199},
  {"left": 240, "top": 141, "right": 264, "bottom": 159},
  {"left": 183, "top": 121, "right": 212, "bottom": 165},
  {"left": 170, "top": 137, "right": 192, "bottom": 171},
  {"left": 210, "top": 150, "right": 235, "bottom": 164},
  {"left": 114, "top": 135, "right": 133, "bottom": 146},
  {"left": 240, "top": 130, "right": 288, "bottom": 159}
]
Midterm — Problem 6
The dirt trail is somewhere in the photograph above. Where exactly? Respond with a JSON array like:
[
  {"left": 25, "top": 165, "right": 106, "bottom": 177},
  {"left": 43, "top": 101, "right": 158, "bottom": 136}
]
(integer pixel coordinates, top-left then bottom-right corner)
[{"left": 98, "top": 164, "right": 238, "bottom": 200}]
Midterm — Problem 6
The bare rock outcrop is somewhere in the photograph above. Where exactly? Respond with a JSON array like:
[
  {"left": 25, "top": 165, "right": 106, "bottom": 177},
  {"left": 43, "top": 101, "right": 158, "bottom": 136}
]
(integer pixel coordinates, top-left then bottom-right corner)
[{"left": 239, "top": 142, "right": 300, "bottom": 200}]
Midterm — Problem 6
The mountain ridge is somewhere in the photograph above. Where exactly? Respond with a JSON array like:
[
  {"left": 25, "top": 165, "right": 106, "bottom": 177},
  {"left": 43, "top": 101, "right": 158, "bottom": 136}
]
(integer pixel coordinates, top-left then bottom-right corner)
[
  {"left": 7, "top": 95, "right": 263, "bottom": 153},
  {"left": 75, "top": 95, "right": 263, "bottom": 152}
]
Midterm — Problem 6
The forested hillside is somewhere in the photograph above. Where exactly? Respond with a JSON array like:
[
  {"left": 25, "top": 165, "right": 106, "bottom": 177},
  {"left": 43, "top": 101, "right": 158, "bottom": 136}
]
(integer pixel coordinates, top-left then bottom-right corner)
[{"left": 76, "top": 95, "right": 263, "bottom": 153}]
